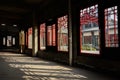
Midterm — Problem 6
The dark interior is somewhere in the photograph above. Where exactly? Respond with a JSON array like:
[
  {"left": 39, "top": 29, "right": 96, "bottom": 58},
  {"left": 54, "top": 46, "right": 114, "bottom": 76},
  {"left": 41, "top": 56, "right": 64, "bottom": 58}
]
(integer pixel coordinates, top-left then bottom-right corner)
[{"left": 0, "top": 0, "right": 120, "bottom": 76}]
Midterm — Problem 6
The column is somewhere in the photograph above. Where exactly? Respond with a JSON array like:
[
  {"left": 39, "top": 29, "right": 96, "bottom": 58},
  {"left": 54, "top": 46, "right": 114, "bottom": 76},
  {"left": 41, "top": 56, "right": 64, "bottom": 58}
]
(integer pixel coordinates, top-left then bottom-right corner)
[
  {"left": 68, "top": 0, "right": 73, "bottom": 66},
  {"left": 19, "top": 30, "right": 25, "bottom": 53}
]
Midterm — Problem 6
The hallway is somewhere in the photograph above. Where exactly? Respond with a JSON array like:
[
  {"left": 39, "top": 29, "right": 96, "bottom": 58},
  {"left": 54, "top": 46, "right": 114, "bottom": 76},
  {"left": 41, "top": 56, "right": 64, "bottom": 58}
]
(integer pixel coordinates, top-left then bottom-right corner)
[{"left": 0, "top": 52, "right": 118, "bottom": 80}]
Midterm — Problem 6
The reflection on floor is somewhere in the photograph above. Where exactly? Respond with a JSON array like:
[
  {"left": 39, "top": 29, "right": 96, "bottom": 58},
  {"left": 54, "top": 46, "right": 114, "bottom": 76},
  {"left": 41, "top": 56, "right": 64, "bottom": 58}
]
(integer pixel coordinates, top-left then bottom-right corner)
[{"left": 0, "top": 52, "right": 118, "bottom": 80}]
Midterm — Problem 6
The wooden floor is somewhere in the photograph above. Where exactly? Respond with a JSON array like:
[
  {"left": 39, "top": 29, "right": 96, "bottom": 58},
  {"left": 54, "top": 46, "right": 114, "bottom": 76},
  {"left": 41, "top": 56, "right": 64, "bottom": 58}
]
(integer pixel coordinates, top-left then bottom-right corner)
[{"left": 0, "top": 52, "right": 119, "bottom": 80}]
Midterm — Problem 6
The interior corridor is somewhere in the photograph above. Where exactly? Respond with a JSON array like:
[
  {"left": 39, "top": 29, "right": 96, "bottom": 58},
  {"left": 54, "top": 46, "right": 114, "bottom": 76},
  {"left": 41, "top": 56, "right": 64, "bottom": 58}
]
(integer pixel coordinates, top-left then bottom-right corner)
[{"left": 0, "top": 52, "right": 118, "bottom": 80}]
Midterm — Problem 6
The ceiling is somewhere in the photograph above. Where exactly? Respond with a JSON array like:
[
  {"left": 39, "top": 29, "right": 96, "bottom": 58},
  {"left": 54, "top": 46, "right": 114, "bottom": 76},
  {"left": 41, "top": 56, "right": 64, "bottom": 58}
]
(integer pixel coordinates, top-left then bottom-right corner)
[
  {"left": 0, "top": 0, "right": 68, "bottom": 32},
  {"left": 0, "top": 0, "right": 53, "bottom": 24}
]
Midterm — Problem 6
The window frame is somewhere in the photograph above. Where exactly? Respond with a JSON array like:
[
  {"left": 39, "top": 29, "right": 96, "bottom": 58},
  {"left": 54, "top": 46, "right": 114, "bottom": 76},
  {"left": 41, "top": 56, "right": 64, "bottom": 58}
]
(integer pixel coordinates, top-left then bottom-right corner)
[
  {"left": 47, "top": 24, "right": 56, "bottom": 46},
  {"left": 57, "top": 15, "right": 68, "bottom": 52},
  {"left": 39, "top": 23, "right": 46, "bottom": 50},
  {"left": 104, "top": 6, "right": 118, "bottom": 47},
  {"left": 80, "top": 4, "right": 100, "bottom": 55},
  {"left": 28, "top": 27, "right": 32, "bottom": 49}
]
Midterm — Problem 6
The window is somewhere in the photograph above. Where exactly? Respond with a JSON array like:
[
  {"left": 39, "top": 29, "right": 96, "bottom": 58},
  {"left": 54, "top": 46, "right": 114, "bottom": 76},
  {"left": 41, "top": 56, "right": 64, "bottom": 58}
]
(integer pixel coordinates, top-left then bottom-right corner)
[
  {"left": 80, "top": 4, "right": 100, "bottom": 54},
  {"left": 26, "top": 32, "right": 28, "bottom": 46},
  {"left": 52, "top": 24, "right": 56, "bottom": 46},
  {"left": 40, "top": 23, "right": 46, "bottom": 50},
  {"left": 7, "top": 36, "right": 12, "bottom": 47},
  {"left": 104, "top": 6, "right": 118, "bottom": 47},
  {"left": 47, "top": 25, "right": 52, "bottom": 46},
  {"left": 58, "top": 15, "right": 68, "bottom": 51},
  {"left": 28, "top": 27, "right": 32, "bottom": 49},
  {"left": 47, "top": 24, "right": 56, "bottom": 46},
  {"left": 12, "top": 37, "right": 15, "bottom": 45},
  {"left": 20, "top": 31, "right": 25, "bottom": 45},
  {"left": 3, "top": 37, "right": 6, "bottom": 45}
]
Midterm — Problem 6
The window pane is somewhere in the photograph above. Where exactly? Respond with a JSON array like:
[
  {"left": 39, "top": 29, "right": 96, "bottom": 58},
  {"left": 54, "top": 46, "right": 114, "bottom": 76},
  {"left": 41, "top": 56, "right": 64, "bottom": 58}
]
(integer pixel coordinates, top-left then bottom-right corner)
[
  {"left": 58, "top": 15, "right": 68, "bottom": 51},
  {"left": 40, "top": 23, "right": 46, "bottom": 50},
  {"left": 28, "top": 28, "right": 32, "bottom": 49},
  {"left": 80, "top": 4, "right": 100, "bottom": 54},
  {"left": 105, "top": 6, "right": 118, "bottom": 47}
]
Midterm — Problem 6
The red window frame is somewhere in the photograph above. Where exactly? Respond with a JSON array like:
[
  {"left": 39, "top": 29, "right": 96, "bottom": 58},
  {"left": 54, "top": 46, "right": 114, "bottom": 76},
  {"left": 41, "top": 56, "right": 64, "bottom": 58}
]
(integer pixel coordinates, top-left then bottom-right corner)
[
  {"left": 57, "top": 15, "right": 68, "bottom": 52},
  {"left": 47, "top": 24, "right": 56, "bottom": 46},
  {"left": 26, "top": 32, "right": 28, "bottom": 46},
  {"left": 40, "top": 23, "right": 46, "bottom": 50},
  {"left": 80, "top": 4, "right": 100, "bottom": 54},
  {"left": 104, "top": 6, "right": 118, "bottom": 47},
  {"left": 28, "top": 27, "right": 32, "bottom": 49}
]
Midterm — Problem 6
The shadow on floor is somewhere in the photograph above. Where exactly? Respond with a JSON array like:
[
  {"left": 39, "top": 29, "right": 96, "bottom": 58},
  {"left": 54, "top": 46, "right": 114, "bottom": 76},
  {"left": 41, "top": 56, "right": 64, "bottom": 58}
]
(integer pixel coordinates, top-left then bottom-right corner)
[{"left": 0, "top": 52, "right": 119, "bottom": 80}]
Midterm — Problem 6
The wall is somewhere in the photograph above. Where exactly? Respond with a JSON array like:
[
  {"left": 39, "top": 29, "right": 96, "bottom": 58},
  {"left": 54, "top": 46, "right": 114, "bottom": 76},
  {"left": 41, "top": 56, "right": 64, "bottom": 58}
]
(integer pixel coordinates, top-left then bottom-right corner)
[{"left": 24, "top": 0, "right": 120, "bottom": 76}]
